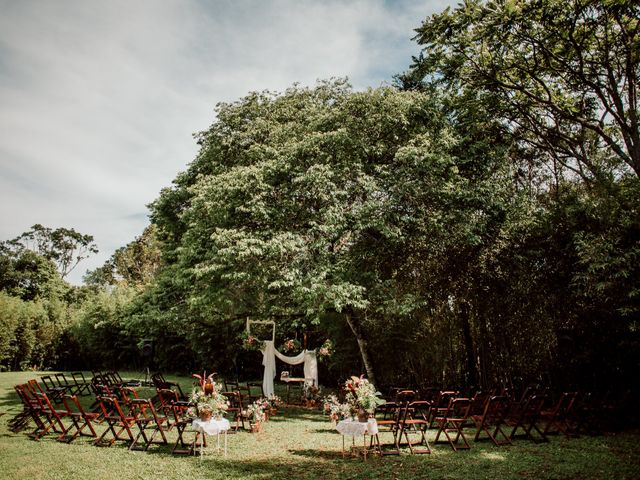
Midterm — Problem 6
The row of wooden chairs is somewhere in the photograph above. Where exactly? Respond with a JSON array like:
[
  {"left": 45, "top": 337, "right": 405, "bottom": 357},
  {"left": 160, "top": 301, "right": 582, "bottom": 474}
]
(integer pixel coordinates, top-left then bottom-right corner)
[
  {"left": 11, "top": 378, "right": 207, "bottom": 454},
  {"left": 371, "top": 388, "right": 586, "bottom": 455}
]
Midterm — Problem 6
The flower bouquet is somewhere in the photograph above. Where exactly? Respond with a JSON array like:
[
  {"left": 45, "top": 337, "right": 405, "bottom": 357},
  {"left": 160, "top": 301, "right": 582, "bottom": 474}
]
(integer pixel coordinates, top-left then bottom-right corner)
[
  {"left": 245, "top": 398, "right": 269, "bottom": 432},
  {"left": 188, "top": 371, "right": 229, "bottom": 421},
  {"left": 344, "top": 375, "right": 385, "bottom": 422},
  {"left": 240, "top": 330, "right": 264, "bottom": 352},
  {"left": 281, "top": 338, "right": 302, "bottom": 353},
  {"left": 317, "top": 339, "right": 333, "bottom": 362},
  {"left": 267, "top": 394, "right": 281, "bottom": 415},
  {"left": 323, "top": 394, "right": 350, "bottom": 423}
]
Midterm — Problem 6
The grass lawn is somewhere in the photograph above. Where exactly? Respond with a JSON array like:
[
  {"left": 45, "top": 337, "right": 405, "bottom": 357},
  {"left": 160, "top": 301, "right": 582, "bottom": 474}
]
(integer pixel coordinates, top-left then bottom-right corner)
[{"left": 1, "top": 371, "right": 638, "bottom": 480}]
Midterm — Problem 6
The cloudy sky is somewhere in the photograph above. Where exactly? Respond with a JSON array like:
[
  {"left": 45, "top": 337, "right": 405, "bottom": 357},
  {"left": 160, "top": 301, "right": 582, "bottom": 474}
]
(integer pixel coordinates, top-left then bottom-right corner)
[{"left": 0, "top": 0, "right": 454, "bottom": 284}]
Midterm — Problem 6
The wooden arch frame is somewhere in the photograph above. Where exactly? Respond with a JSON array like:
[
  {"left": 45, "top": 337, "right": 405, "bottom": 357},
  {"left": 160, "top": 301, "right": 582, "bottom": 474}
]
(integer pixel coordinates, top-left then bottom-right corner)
[{"left": 246, "top": 319, "right": 275, "bottom": 342}]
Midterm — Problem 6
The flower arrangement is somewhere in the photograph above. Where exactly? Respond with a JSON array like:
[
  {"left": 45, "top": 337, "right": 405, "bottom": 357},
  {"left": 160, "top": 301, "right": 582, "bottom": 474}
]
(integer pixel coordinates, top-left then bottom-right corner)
[
  {"left": 188, "top": 371, "right": 229, "bottom": 420},
  {"left": 267, "top": 394, "right": 281, "bottom": 410},
  {"left": 317, "top": 339, "right": 333, "bottom": 362},
  {"left": 323, "top": 394, "right": 350, "bottom": 423},
  {"left": 304, "top": 381, "right": 321, "bottom": 403},
  {"left": 245, "top": 397, "right": 269, "bottom": 424},
  {"left": 240, "top": 330, "right": 264, "bottom": 351},
  {"left": 281, "top": 338, "right": 302, "bottom": 353},
  {"left": 344, "top": 375, "right": 385, "bottom": 419}
]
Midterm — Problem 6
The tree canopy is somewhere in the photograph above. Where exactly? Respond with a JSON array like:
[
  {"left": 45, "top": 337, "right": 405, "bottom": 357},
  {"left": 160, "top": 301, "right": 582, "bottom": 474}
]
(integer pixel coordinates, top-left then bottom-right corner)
[{"left": 399, "top": 0, "right": 639, "bottom": 182}]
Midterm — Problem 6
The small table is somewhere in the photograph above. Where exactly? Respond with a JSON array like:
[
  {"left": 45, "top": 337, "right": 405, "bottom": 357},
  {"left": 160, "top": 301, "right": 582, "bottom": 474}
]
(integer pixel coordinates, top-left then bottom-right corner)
[
  {"left": 191, "top": 418, "right": 231, "bottom": 459},
  {"left": 336, "top": 418, "right": 379, "bottom": 460},
  {"left": 282, "top": 377, "right": 306, "bottom": 405}
]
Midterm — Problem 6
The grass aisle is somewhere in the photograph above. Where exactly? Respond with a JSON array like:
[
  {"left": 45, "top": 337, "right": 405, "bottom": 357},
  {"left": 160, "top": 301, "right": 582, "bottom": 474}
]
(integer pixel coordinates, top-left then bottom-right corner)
[{"left": 1, "top": 372, "right": 639, "bottom": 479}]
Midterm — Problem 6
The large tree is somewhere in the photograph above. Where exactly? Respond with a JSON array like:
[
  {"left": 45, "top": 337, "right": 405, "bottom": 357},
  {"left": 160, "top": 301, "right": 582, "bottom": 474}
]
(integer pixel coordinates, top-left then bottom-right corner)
[
  {"left": 400, "top": 0, "right": 639, "bottom": 182},
  {"left": 148, "top": 80, "right": 517, "bottom": 384},
  {"left": 3, "top": 224, "right": 98, "bottom": 279}
]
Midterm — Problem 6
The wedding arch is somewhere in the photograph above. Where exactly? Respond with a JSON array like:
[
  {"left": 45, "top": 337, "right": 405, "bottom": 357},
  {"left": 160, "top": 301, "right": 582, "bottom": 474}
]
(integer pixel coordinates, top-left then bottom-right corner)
[{"left": 246, "top": 319, "right": 318, "bottom": 397}]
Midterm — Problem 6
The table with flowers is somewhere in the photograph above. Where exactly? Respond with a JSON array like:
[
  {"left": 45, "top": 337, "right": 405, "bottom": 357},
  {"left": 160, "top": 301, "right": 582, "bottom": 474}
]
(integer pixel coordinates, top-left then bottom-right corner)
[
  {"left": 336, "top": 417, "right": 379, "bottom": 459},
  {"left": 189, "top": 372, "right": 231, "bottom": 458},
  {"left": 191, "top": 417, "right": 231, "bottom": 458}
]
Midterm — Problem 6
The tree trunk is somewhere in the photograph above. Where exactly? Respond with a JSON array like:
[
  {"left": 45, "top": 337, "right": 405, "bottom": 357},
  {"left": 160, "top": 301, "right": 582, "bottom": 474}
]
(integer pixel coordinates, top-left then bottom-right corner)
[
  {"left": 460, "top": 302, "right": 478, "bottom": 388},
  {"left": 345, "top": 310, "right": 377, "bottom": 386}
]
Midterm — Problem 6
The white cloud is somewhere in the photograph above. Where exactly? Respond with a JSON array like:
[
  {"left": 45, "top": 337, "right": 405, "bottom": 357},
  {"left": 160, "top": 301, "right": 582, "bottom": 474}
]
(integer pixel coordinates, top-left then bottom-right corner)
[{"left": 0, "top": 0, "right": 454, "bottom": 284}]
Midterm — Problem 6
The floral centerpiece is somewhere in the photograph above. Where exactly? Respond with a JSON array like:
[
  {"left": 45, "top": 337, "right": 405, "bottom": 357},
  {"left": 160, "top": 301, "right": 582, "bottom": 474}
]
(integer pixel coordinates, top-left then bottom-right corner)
[
  {"left": 267, "top": 394, "right": 281, "bottom": 414},
  {"left": 344, "top": 375, "right": 385, "bottom": 422},
  {"left": 281, "top": 338, "right": 302, "bottom": 353},
  {"left": 317, "top": 339, "right": 333, "bottom": 362},
  {"left": 188, "top": 371, "right": 229, "bottom": 421},
  {"left": 245, "top": 397, "right": 269, "bottom": 432},
  {"left": 240, "top": 330, "right": 264, "bottom": 351},
  {"left": 323, "top": 394, "right": 350, "bottom": 423}
]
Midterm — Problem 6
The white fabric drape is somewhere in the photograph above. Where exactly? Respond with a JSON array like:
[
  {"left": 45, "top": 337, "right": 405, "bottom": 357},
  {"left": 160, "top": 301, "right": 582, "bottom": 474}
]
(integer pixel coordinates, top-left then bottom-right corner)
[{"left": 261, "top": 340, "right": 318, "bottom": 397}]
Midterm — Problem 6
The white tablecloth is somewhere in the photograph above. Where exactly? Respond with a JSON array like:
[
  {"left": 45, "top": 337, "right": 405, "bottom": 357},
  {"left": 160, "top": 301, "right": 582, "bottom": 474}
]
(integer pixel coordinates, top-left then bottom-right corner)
[
  {"left": 191, "top": 418, "right": 231, "bottom": 435},
  {"left": 336, "top": 418, "right": 378, "bottom": 436}
]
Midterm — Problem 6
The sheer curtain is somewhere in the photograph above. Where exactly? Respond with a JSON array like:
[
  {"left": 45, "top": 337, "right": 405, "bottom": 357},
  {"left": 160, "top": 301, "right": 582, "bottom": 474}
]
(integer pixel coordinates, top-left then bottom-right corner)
[{"left": 261, "top": 340, "right": 318, "bottom": 397}]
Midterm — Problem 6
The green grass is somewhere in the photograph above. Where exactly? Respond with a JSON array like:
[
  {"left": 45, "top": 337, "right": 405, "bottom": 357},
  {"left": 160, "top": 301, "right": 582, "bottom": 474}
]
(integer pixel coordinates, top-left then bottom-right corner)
[{"left": 1, "top": 371, "right": 638, "bottom": 479}]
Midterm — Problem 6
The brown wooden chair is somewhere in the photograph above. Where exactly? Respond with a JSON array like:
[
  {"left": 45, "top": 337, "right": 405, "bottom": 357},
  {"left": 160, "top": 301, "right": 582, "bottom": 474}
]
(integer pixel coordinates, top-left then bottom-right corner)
[
  {"left": 151, "top": 372, "right": 185, "bottom": 399},
  {"left": 55, "top": 373, "right": 79, "bottom": 395},
  {"left": 370, "top": 399, "right": 403, "bottom": 456},
  {"left": 35, "top": 392, "right": 69, "bottom": 441},
  {"left": 170, "top": 400, "right": 196, "bottom": 455},
  {"left": 12, "top": 383, "right": 47, "bottom": 436},
  {"left": 541, "top": 391, "right": 579, "bottom": 438},
  {"left": 58, "top": 394, "right": 99, "bottom": 443},
  {"left": 246, "top": 382, "right": 264, "bottom": 402},
  {"left": 71, "top": 372, "right": 92, "bottom": 396},
  {"left": 472, "top": 395, "right": 512, "bottom": 446},
  {"left": 398, "top": 399, "right": 432, "bottom": 454},
  {"left": 434, "top": 397, "right": 472, "bottom": 451},
  {"left": 507, "top": 393, "right": 548, "bottom": 443},
  {"left": 94, "top": 396, "right": 136, "bottom": 447},
  {"left": 429, "top": 390, "right": 459, "bottom": 428},
  {"left": 224, "top": 390, "right": 246, "bottom": 431},
  {"left": 38, "top": 376, "right": 67, "bottom": 403},
  {"left": 128, "top": 398, "right": 169, "bottom": 451}
]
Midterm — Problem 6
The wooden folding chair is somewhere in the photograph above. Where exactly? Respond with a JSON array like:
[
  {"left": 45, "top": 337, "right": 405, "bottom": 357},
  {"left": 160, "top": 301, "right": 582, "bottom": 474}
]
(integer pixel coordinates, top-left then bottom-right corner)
[
  {"left": 224, "top": 391, "right": 246, "bottom": 431},
  {"left": 541, "top": 391, "right": 579, "bottom": 438},
  {"left": 128, "top": 398, "right": 169, "bottom": 451},
  {"left": 246, "top": 382, "right": 264, "bottom": 403},
  {"left": 428, "top": 390, "right": 459, "bottom": 428},
  {"left": 434, "top": 397, "right": 472, "bottom": 451},
  {"left": 472, "top": 395, "right": 512, "bottom": 446},
  {"left": 38, "top": 376, "right": 67, "bottom": 403},
  {"left": 370, "top": 400, "right": 402, "bottom": 456},
  {"left": 507, "top": 393, "right": 548, "bottom": 443},
  {"left": 71, "top": 372, "right": 92, "bottom": 396},
  {"left": 11, "top": 384, "right": 47, "bottom": 436},
  {"left": 398, "top": 399, "right": 432, "bottom": 454},
  {"left": 152, "top": 372, "right": 185, "bottom": 399},
  {"left": 55, "top": 373, "right": 79, "bottom": 395},
  {"left": 58, "top": 394, "right": 99, "bottom": 443},
  {"left": 170, "top": 400, "right": 196, "bottom": 455},
  {"left": 94, "top": 396, "right": 136, "bottom": 447},
  {"left": 35, "top": 392, "right": 69, "bottom": 441}
]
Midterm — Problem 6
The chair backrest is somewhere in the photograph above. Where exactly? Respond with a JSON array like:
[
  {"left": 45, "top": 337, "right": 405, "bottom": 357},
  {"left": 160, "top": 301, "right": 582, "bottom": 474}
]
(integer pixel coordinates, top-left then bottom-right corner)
[
  {"left": 469, "top": 391, "right": 491, "bottom": 416},
  {"left": 28, "top": 378, "right": 45, "bottom": 395},
  {"left": 436, "top": 390, "right": 459, "bottom": 409},
  {"left": 482, "top": 395, "right": 510, "bottom": 423},
  {"left": 445, "top": 397, "right": 471, "bottom": 420},
  {"left": 407, "top": 400, "right": 432, "bottom": 422},
  {"left": 41, "top": 375, "right": 58, "bottom": 391},
  {"left": 55, "top": 373, "right": 71, "bottom": 388}
]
